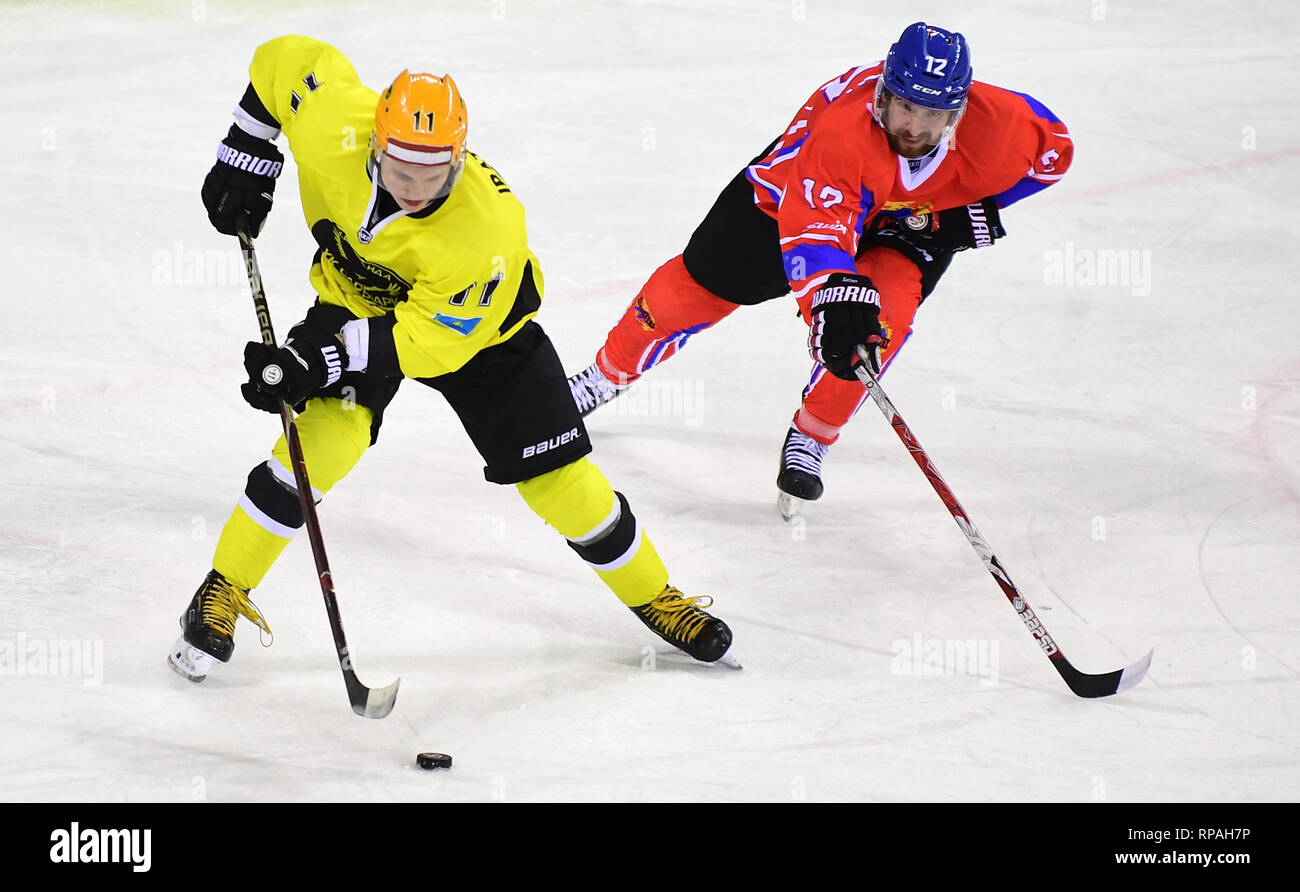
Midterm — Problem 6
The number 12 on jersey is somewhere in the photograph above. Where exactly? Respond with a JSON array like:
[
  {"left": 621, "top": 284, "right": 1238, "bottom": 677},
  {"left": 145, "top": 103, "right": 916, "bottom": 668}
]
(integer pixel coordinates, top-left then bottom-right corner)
[{"left": 802, "top": 178, "right": 844, "bottom": 209}]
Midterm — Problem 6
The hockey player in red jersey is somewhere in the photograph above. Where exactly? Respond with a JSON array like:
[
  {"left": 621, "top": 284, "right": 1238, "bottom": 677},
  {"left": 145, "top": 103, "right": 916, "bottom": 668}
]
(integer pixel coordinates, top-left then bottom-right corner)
[{"left": 567, "top": 22, "right": 1073, "bottom": 514}]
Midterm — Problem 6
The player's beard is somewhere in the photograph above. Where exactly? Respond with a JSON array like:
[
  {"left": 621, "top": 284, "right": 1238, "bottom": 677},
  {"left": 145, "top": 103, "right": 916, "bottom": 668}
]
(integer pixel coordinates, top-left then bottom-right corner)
[{"left": 887, "top": 130, "right": 940, "bottom": 159}]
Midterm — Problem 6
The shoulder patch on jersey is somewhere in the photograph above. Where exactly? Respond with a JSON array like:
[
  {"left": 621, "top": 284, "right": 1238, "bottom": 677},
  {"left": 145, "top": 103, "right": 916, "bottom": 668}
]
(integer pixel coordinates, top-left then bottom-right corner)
[{"left": 432, "top": 313, "right": 483, "bottom": 336}]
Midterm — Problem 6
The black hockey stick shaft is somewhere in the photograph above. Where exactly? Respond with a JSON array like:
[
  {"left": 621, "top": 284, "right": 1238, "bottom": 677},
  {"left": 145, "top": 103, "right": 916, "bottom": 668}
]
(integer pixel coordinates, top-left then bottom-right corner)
[
  {"left": 853, "top": 349, "right": 1150, "bottom": 698},
  {"left": 236, "top": 224, "right": 399, "bottom": 718}
]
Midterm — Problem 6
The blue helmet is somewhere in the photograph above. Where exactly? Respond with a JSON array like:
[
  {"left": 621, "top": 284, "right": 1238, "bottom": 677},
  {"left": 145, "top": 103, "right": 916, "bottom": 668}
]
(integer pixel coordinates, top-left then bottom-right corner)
[{"left": 882, "top": 22, "right": 972, "bottom": 111}]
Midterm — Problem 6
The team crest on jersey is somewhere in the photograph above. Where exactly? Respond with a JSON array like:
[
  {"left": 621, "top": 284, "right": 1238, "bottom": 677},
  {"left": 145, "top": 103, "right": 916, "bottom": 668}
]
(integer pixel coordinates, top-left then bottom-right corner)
[
  {"left": 310, "top": 220, "right": 412, "bottom": 310},
  {"left": 634, "top": 295, "right": 656, "bottom": 331},
  {"left": 882, "top": 200, "right": 934, "bottom": 217}
]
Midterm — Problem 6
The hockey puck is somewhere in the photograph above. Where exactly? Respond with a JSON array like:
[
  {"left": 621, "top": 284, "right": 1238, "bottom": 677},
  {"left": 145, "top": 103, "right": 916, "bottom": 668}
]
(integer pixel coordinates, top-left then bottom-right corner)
[{"left": 416, "top": 752, "right": 452, "bottom": 770}]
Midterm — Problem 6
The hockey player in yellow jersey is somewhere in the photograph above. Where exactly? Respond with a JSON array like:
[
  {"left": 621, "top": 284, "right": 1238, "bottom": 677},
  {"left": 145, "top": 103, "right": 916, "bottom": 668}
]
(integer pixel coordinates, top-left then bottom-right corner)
[{"left": 168, "top": 35, "right": 733, "bottom": 682}]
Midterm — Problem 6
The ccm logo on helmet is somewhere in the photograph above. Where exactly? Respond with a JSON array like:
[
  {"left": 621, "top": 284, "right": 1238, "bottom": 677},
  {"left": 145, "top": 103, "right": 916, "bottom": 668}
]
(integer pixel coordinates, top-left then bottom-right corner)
[
  {"left": 216, "top": 144, "right": 283, "bottom": 177},
  {"left": 522, "top": 428, "right": 582, "bottom": 458}
]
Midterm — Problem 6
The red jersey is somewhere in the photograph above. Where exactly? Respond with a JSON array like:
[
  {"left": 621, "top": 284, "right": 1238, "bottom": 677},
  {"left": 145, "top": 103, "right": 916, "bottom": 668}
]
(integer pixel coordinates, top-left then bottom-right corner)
[{"left": 747, "top": 63, "right": 1073, "bottom": 298}]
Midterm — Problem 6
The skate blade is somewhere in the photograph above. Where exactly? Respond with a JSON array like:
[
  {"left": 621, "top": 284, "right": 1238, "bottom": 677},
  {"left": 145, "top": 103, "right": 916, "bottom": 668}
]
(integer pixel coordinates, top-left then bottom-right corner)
[
  {"left": 654, "top": 648, "right": 744, "bottom": 670},
  {"left": 716, "top": 649, "right": 743, "bottom": 670},
  {"left": 777, "top": 491, "right": 803, "bottom": 521},
  {"left": 168, "top": 637, "right": 217, "bottom": 683},
  {"left": 167, "top": 654, "right": 206, "bottom": 683}
]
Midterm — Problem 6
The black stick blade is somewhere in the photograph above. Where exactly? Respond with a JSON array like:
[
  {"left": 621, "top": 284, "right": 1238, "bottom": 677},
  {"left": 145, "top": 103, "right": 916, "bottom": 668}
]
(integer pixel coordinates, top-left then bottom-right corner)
[{"left": 1056, "top": 648, "right": 1153, "bottom": 699}]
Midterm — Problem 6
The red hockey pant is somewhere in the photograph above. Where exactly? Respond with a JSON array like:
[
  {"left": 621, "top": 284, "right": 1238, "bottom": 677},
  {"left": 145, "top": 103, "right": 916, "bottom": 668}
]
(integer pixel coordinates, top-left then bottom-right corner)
[{"left": 597, "top": 248, "right": 924, "bottom": 445}]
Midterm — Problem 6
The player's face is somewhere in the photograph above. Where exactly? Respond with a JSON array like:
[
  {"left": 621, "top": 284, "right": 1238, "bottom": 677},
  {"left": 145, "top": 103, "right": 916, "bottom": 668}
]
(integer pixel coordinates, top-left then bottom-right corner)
[
  {"left": 379, "top": 154, "right": 453, "bottom": 211},
  {"left": 881, "top": 94, "right": 957, "bottom": 158}
]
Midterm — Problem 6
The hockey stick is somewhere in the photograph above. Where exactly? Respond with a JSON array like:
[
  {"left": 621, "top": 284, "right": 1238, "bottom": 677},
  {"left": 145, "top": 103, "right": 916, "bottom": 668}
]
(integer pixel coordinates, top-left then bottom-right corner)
[
  {"left": 853, "top": 347, "right": 1151, "bottom": 698},
  {"left": 237, "top": 224, "right": 400, "bottom": 718}
]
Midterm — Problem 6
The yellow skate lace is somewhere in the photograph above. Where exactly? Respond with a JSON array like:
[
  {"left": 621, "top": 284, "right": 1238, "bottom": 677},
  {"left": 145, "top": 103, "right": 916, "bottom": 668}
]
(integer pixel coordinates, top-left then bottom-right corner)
[
  {"left": 202, "top": 576, "right": 274, "bottom": 647},
  {"left": 638, "top": 587, "right": 715, "bottom": 643}
]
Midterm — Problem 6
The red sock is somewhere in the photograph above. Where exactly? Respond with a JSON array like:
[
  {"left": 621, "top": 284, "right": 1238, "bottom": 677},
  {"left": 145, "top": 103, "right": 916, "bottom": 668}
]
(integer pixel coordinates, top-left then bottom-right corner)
[{"left": 792, "top": 246, "right": 924, "bottom": 437}]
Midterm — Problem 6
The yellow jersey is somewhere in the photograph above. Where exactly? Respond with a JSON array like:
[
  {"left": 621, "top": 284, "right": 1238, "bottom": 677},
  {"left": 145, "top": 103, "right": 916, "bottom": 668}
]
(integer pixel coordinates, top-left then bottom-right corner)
[{"left": 240, "top": 34, "right": 542, "bottom": 379}]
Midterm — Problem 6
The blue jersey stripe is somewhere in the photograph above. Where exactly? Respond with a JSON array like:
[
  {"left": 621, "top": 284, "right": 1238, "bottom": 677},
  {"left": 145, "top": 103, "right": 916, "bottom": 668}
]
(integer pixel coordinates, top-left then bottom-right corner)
[
  {"left": 992, "top": 176, "right": 1054, "bottom": 207},
  {"left": 1010, "top": 89, "right": 1062, "bottom": 124},
  {"left": 782, "top": 242, "right": 857, "bottom": 281},
  {"left": 746, "top": 168, "right": 782, "bottom": 206},
  {"left": 853, "top": 186, "right": 876, "bottom": 243}
]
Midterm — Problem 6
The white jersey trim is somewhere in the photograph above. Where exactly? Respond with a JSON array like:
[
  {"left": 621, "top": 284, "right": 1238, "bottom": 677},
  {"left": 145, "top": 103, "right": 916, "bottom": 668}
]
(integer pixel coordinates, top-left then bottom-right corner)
[
  {"left": 357, "top": 160, "right": 412, "bottom": 243},
  {"left": 781, "top": 232, "right": 842, "bottom": 245},
  {"left": 895, "top": 137, "right": 951, "bottom": 192},
  {"left": 233, "top": 106, "right": 281, "bottom": 142},
  {"left": 340, "top": 319, "right": 370, "bottom": 372},
  {"left": 790, "top": 272, "right": 833, "bottom": 300}
]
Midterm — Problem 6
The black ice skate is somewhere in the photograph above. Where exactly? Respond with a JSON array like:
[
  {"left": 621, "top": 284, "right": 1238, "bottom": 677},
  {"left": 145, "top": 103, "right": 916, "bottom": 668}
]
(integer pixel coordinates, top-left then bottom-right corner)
[
  {"left": 568, "top": 361, "right": 625, "bottom": 416},
  {"left": 168, "top": 570, "right": 272, "bottom": 682},
  {"left": 631, "top": 586, "right": 733, "bottom": 663},
  {"left": 776, "top": 426, "right": 829, "bottom": 520}
]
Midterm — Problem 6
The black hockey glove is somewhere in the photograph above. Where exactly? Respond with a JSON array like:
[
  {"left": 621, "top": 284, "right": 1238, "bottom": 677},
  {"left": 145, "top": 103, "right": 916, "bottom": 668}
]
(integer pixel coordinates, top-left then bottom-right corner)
[
  {"left": 240, "top": 323, "right": 344, "bottom": 414},
  {"left": 875, "top": 197, "right": 1006, "bottom": 254},
  {"left": 807, "top": 272, "right": 888, "bottom": 380},
  {"left": 201, "top": 124, "right": 284, "bottom": 237}
]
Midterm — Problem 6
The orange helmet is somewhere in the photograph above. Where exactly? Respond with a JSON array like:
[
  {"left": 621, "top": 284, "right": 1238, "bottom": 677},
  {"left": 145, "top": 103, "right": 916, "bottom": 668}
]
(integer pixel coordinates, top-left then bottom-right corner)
[{"left": 371, "top": 70, "right": 468, "bottom": 168}]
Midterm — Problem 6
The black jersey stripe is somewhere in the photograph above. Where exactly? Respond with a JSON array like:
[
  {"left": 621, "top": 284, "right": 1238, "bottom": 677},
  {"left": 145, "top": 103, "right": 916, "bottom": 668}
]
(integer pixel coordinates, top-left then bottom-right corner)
[{"left": 238, "top": 81, "right": 281, "bottom": 129}]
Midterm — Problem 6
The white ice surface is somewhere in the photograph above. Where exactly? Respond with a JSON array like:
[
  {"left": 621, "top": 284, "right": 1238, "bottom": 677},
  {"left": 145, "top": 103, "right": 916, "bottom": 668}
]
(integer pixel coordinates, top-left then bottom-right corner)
[{"left": 1, "top": 0, "right": 1297, "bottom": 803}]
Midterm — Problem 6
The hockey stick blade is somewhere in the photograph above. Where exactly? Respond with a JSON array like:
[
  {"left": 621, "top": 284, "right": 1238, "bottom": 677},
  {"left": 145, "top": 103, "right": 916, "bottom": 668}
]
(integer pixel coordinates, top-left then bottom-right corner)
[
  {"left": 853, "top": 348, "right": 1152, "bottom": 698},
  {"left": 343, "top": 666, "right": 400, "bottom": 718},
  {"left": 1057, "top": 647, "right": 1152, "bottom": 699}
]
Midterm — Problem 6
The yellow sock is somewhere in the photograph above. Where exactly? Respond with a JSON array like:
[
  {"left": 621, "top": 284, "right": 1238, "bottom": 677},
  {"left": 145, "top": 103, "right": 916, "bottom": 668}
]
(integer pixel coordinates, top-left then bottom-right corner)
[
  {"left": 516, "top": 459, "right": 668, "bottom": 607},
  {"left": 212, "top": 397, "right": 374, "bottom": 591},
  {"left": 591, "top": 531, "right": 669, "bottom": 607},
  {"left": 212, "top": 503, "right": 294, "bottom": 591}
]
